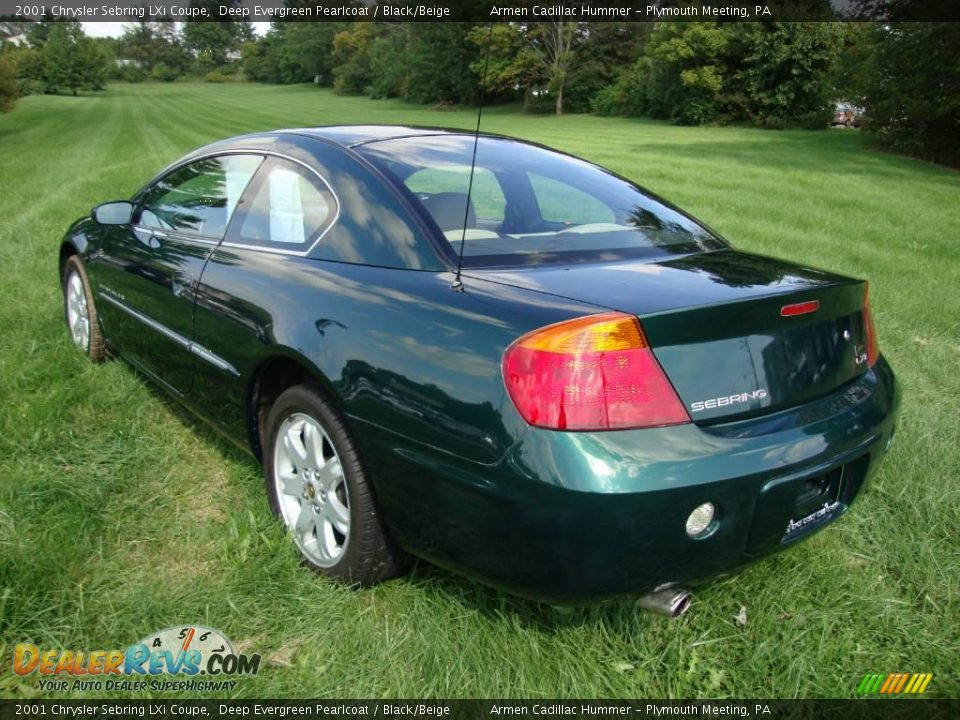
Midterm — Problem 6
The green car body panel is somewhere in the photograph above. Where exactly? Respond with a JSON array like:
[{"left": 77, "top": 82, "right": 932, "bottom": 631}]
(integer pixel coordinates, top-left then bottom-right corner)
[{"left": 59, "top": 127, "right": 900, "bottom": 601}]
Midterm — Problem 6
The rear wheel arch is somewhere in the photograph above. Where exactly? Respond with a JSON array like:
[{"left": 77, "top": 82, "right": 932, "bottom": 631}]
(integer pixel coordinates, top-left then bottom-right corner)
[{"left": 247, "top": 353, "right": 344, "bottom": 461}]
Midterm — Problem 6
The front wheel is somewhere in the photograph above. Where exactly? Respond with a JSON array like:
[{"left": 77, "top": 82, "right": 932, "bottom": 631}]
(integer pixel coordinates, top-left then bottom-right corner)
[
  {"left": 62, "top": 255, "right": 106, "bottom": 363},
  {"left": 264, "top": 384, "right": 408, "bottom": 585}
]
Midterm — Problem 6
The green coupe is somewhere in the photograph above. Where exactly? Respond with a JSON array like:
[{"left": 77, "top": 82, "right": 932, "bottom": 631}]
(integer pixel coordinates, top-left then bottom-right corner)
[{"left": 59, "top": 127, "right": 899, "bottom": 615}]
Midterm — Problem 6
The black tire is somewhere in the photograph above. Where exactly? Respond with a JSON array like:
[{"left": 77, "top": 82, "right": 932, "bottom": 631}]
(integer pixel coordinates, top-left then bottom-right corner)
[
  {"left": 62, "top": 255, "right": 106, "bottom": 363},
  {"left": 263, "top": 383, "right": 408, "bottom": 586}
]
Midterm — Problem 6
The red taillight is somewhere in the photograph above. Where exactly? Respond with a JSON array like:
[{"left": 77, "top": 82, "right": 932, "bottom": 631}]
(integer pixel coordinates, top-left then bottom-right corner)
[
  {"left": 863, "top": 284, "right": 879, "bottom": 367},
  {"left": 502, "top": 313, "right": 690, "bottom": 431}
]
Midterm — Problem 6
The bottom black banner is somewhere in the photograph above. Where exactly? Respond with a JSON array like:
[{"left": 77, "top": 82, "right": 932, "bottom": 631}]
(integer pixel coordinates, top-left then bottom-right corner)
[{"left": 0, "top": 700, "right": 957, "bottom": 720}]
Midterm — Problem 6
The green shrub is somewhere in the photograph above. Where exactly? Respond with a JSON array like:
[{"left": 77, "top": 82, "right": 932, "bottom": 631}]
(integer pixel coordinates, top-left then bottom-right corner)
[
  {"left": 150, "top": 63, "right": 179, "bottom": 82},
  {"left": 119, "top": 64, "right": 146, "bottom": 83},
  {"left": 204, "top": 70, "right": 231, "bottom": 83},
  {"left": 592, "top": 22, "right": 841, "bottom": 130},
  {"left": 0, "top": 54, "right": 18, "bottom": 113}
]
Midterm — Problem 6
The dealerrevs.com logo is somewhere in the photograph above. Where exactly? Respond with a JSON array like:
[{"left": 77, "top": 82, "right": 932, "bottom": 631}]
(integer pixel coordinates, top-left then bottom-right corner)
[{"left": 13, "top": 625, "right": 261, "bottom": 692}]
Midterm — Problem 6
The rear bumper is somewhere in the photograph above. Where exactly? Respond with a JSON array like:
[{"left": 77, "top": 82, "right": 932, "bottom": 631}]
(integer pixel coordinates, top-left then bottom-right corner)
[{"left": 369, "top": 357, "right": 900, "bottom": 601}]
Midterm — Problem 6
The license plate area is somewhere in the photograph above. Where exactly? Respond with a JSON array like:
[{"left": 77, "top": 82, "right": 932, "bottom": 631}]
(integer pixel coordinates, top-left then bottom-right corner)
[
  {"left": 793, "top": 467, "right": 843, "bottom": 516},
  {"left": 781, "top": 467, "right": 844, "bottom": 543},
  {"left": 746, "top": 456, "right": 869, "bottom": 555}
]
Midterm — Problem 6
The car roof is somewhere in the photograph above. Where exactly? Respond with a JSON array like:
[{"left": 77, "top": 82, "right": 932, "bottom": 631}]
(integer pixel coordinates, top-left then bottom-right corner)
[
  {"left": 296, "top": 125, "right": 471, "bottom": 147},
  {"left": 151, "top": 125, "right": 511, "bottom": 193},
  {"left": 181, "top": 126, "right": 519, "bottom": 164}
]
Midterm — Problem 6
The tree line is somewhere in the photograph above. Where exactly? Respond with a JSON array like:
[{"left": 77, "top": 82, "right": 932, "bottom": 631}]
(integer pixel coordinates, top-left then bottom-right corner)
[
  {"left": 1, "top": 6, "right": 957, "bottom": 166},
  {"left": 242, "top": 17, "right": 958, "bottom": 165}
]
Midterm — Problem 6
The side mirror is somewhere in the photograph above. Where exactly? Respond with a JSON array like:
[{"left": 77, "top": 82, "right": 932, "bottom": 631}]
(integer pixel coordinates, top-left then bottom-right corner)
[{"left": 92, "top": 201, "right": 134, "bottom": 226}]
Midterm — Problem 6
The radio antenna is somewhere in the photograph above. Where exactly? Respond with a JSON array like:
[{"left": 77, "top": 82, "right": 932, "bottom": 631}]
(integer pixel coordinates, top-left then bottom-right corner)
[{"left": 452, "top": 20, "right": 494, "bottom": 292}]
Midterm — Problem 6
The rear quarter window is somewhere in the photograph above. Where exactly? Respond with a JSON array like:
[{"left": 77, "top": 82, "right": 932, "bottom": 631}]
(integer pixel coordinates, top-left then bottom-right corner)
[{"left": 229, "top": 157, "right": 337, "bottom": 251}]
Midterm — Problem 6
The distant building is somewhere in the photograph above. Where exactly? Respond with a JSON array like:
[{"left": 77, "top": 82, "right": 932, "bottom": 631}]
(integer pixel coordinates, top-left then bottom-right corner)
[{"left": 1, "top": 33, "right": 28, "bottom": 48}]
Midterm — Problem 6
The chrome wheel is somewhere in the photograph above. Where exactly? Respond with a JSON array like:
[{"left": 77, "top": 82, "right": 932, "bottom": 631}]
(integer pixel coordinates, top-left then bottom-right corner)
[
  {"left": 273, "top": 413, "right": 350, "bottom": 567},
  {"left": 66, "top": 271, "right": 90, "bottom": 352}
]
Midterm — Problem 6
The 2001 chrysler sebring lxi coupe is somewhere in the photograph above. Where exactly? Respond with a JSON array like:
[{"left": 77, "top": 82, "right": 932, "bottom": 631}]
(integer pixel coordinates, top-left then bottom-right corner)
[{"left": 59, "top": 127, "right": 899, "bottom": 615}]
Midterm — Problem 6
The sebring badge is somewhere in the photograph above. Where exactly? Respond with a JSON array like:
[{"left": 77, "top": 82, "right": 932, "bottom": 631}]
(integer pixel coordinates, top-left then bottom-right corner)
[{"left": 690, "top": 389, "right": 768, "bottom": 413}]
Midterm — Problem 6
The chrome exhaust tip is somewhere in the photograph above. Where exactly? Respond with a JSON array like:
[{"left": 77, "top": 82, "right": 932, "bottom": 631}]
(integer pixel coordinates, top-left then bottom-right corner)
[{"left": 638, "top": 587, "right": 692, "bottom": 617}]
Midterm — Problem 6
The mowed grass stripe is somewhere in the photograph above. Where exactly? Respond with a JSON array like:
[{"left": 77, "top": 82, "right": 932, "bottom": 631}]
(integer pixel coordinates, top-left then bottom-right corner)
[{"left": 0, "top": 83, "right": 957, "bottom": 699}]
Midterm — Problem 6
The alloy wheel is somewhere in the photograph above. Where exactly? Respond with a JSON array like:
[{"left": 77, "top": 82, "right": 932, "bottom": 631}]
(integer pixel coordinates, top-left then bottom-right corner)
[
  {"left": 66, "top": 271, "right": 90, "bottom": 352},
  {"left": 273, "top": 412, "right": 350, "bottom": 567}
]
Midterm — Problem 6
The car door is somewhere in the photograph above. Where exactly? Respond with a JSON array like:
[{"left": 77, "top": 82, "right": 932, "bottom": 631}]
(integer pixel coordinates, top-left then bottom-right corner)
[
  {"left": 94, "top": 154, "right": 263, "bottom": 393},
  {"left": 188, "top": 154, "right": 341, "bottom": 438}
]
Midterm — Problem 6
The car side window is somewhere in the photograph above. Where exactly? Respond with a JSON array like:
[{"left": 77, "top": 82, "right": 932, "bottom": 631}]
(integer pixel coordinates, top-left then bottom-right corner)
[
  {"left": 527, "top": 172, "right": 615, "bottom": 226},
  {"left": 232, "top": 158, "right": 337, "bottom": 250},
  {"left": 138, "top": 155, "right": 262, "bottom": 238}
]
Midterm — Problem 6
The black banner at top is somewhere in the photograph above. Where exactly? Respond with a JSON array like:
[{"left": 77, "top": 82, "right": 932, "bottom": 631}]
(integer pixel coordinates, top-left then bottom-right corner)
[{"left": 1, "top": 0, "right": 960, "bottom": 23}]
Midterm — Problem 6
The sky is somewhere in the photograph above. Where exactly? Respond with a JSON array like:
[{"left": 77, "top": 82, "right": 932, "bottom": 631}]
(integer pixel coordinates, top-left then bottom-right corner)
[
  {"left": 82, "top": 22, "right": 128, "bottom": 38},
  {"left": 82, "top": 22, "right": 271, "bottom": 38}
]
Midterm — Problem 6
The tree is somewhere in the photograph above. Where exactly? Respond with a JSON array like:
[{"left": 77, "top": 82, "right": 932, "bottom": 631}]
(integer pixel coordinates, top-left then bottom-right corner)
[
  {"left": 469, "top": 22, "right": 583, "bottom": 114},
  {"left": 79, "top": 38, "right": 111, "bottom": 90},
  {"left": 593, "top": 19, "right": 843, "bottom": 128},
  {"left": 528, "top": 22, "right": 578, "bottom": 115},
  {"left": 42, "top": 22, "right": 86, "bottom": 95},
  {"left": 38, "top": 22, "right": 109, "bottom": 96},
  {"left": 240, "top": 37, "right": 279, "bottom": 83},
  {"left": 332, "top": 23, "right": 377, "bottom": 95},
  {"left": 403, "top": 23, "right": 478, "bottom": 105},
  {"left": 118, "top": 20, "right": 189, "bottom": 76},
  {"left": 843, "top": 20, "right": 960, "bottom": 165},
  {"left": 0, "top": 53, "right": 18, "bottom": 113},
  {"left": 182, "top": 1, "right": 252, "bottom": 72},
  {"left": 471, "top": 21, "right": 614, "bottom": 115},
  {"left": 367, "top": 25, "right": 410, "bottom": 99},
  {"left": 329, "top": 22, "right": 476, "bottom": 105},
  {"left": 469, "top": 23, "right": 542, "bottom": 108},
  {"left": 8, "top": 46, "right": 43, "bottom": 93},
  {"left": 242, "top": 15, "right": 352, "bottom": 85},
  {"left": 563, "top": 22, "right": 650, "bottom": 114},
  {"left": 26, "top": 14, "right": 54, "bottom": 48},
  {"left": 731, "top": 23, "right": 843, "bottom": 128},
  {"left": 640, "top": 22, "right": 731, "bottom": 124}
]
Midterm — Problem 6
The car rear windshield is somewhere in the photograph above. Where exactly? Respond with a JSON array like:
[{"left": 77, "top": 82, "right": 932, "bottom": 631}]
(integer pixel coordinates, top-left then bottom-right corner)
[{"left": 355, "top": 135, "right": 727, "bottom": 267}]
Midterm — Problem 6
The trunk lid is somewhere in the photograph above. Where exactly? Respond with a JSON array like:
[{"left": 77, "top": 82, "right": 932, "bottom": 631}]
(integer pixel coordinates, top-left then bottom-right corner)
[{"left": 468, "top": 250, "right": 871, "bottom": 422}]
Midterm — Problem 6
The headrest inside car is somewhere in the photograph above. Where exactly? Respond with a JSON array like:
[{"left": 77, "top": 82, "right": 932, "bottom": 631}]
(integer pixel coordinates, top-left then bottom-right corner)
[{"left": 420, "top": 192, "right": 475, "bottom": 232}]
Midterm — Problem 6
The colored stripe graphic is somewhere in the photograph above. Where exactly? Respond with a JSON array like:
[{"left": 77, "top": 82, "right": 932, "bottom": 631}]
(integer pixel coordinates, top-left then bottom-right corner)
[
  {"left": 858, "top": 672, "right": 932, "bottom": 695},
  {"left": 893, "top": 673, "right": 909, "bottom": 693}
]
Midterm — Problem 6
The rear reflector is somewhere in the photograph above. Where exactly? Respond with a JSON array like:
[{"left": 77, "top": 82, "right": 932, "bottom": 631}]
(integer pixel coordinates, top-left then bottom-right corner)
[
  {"left": 502, "top": 313, "right": 690, "bottom": 431},
  {"left": 780, "top": 300, "right": 820, "bottom": 317},
  {"left": 864, "top": 284, "right": 879, "bottom": 367}
]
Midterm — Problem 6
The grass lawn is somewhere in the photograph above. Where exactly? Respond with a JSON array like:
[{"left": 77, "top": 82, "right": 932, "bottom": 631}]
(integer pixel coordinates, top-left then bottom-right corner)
[{"left": 0, "top": 82, "right": 958, "bottom": 699}]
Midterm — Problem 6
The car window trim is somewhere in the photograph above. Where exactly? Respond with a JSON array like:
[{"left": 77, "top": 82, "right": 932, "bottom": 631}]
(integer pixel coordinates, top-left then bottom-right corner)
[
  {"left": 133, "top": 152, "right": 265, "bottom": 242},
  {"left": 221, "top": 154, "right": 341, "bottom": 257},
  {"left": 130, "top": 225, "right": 222, "bottom": 246}
]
